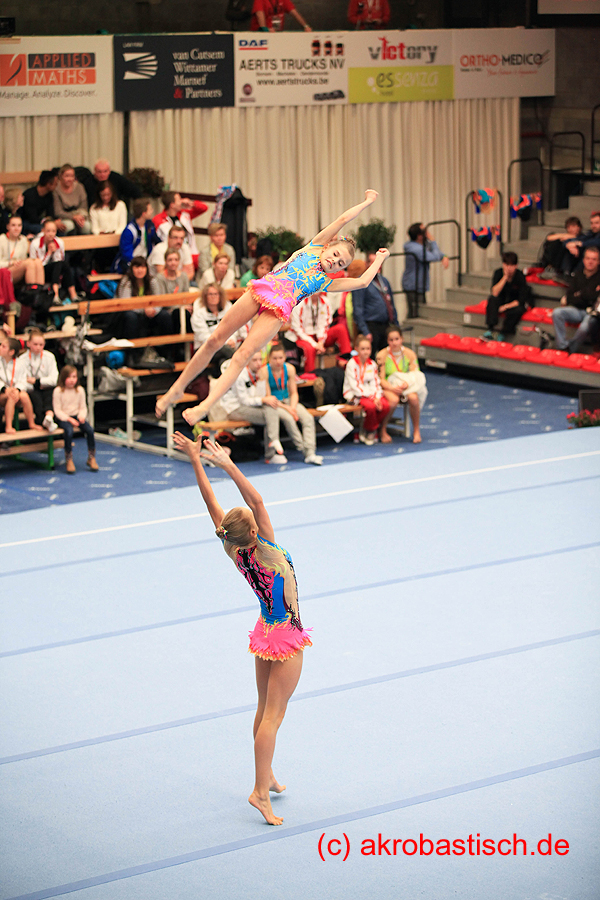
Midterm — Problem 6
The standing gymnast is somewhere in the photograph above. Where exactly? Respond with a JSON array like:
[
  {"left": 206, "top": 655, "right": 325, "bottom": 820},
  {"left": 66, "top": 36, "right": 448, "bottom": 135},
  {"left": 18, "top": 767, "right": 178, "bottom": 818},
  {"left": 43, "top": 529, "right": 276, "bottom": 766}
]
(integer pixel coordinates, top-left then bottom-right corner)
[
  {"left": 173, "top": 431, "right": 311, "bottom": 826},
  {"left": 156, "top": 190, "right": 390, "bottom": 424}
]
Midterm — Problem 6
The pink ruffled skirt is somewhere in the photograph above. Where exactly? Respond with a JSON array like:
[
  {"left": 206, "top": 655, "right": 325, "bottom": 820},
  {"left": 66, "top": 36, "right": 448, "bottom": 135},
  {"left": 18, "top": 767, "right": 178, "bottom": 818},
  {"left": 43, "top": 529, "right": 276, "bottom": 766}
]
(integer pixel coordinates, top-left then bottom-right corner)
[
  {"left": 249, "top": 616, "right": 312, "bottom": 662},
  {"left": 250, "top": 279, "right": 296, "bottom": 323}
]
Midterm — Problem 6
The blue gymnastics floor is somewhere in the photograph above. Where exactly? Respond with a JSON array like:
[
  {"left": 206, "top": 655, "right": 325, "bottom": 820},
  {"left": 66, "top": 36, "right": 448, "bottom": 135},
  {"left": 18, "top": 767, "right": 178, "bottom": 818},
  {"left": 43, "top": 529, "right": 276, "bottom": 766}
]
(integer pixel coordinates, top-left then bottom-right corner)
[{"left": 0, "top": 429, "right": 599, "bottom": 899}]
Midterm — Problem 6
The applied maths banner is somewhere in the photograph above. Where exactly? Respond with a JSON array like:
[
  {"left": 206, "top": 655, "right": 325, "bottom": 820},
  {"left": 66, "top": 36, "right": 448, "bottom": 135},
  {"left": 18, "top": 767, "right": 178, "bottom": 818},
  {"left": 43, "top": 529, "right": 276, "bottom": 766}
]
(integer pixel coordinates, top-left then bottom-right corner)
[
  {"left": 234, "top": 32, "right": 348, "bottom": 108},
  {"left": 346, "top": 30, "right": 453, "bottom": 103},
  {"left": 114, "top": 34, "right": 234, "bottom": 111},
  {"left": 0, "top": 35, "right": 113, "bottom": 117},
  {"left": 453, "top": 29, "right": 555, "bottom": 99}
]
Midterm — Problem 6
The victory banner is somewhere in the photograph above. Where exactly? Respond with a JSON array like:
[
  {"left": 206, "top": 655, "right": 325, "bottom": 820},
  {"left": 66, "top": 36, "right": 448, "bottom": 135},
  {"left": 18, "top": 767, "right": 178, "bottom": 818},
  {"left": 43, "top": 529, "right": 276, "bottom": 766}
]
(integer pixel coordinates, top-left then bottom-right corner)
[
  {"left": 234, "top": 32, "right": 348, "bottom": 108},
  {"left": 114, "top": 34, "right": 234, "bottom": 111},
  {"left": 453, "top": 29, "right": 555, "bottom": 99},
  {"left": 0, "top": 35, "right": 113, "bottom": 117},
  {"left": 346, "top": 30, "right": 454, "bottom": 103}
]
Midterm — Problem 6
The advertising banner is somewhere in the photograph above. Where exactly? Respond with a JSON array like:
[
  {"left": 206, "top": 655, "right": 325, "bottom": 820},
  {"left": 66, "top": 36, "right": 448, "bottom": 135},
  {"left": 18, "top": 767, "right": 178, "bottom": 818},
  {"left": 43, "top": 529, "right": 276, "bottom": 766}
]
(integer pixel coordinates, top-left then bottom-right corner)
[
  {"left": 234, "top": 32, "right": 348, "bottom": 108},
  {"left": 346, "top": 30, "right": 454, "bottom": 103},
  {"left": 0, "top": 36, "right": 113, "bottom": 117},
  {"left": 453, "top": 29, "right": 555, "bottom": 99},
  {"left": 114, "top": 33, "right": 234, "bottom": 111},
  {"left": 538, "top": 0, "right": 599, "bottom": 12}
]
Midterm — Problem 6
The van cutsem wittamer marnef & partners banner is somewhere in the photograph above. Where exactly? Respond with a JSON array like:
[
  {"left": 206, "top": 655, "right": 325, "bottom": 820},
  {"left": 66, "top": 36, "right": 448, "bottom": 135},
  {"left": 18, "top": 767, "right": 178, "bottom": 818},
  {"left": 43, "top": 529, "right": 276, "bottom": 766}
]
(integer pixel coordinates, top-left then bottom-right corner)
[
  {"left": 346, "top": 30, "right": 454, "bottom": 103},
  {"left": 234, "top": 32, "right": 348, "bottom": 108},
  {"left": 0, "top": 35, "right": 113, "bottom": 117}
]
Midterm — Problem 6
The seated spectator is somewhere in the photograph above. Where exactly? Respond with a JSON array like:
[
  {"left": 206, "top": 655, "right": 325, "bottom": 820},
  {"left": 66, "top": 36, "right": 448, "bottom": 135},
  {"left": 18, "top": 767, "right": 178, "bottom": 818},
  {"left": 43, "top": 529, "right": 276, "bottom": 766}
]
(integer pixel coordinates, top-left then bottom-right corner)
[
  {"left": 352, "top": 251, "right": 398, "bottom": 354},
  {"left": 347, "top": 0, "right": 390, "bottom": 29},
  {"left": 115, "top": 256, "right": 173, "bottom": 358},
  {"left": 191, "top": 284, "right": 235, "bottom": 378},
  {"left": 538, "top": 216, "right": 583, "bottom": 280},
  {"left": 259, "top": 342, "right": 321, "bottom": 464},
  {"left": 220, "top": 350, "right": 287, "bottom": 465},
  {"left": 240, "top": 231, "right": 258, "bottom": 275},
  {"left": 0, "top": 216, "right": 45, "bottom": 289},
  {"left": 240, "top": 254, "right": 273, "bottom": 287},
  {"left": 53, "top": 164, "right": 91, "bottom": 235},
  {"left": 148, "top": 224, "right": 194, "bottom": 279},
  {"left": 0, "top": 185, "right": 9, "bottom": 234},
  {"left": 113, "top": 198, "right": 158, "bottom": 273},
  {"left": 117, "top": 256, "right": 159, "bottom": 298},
  {"left": 402, "top": 222, "right": 449, "bottom": 316},
  {"left": 483, "top": 251, "right": 530, "bottom": 342},
  {"left": 376, "top": 325, "right": 427, "bottom": 444},
  {"left": 153, "top": 191, "right": 207, "bottom": 271},
  {"left": 0, "top": 336, "right": 42, "bottom": 433},
  {"left": 198, "top": 223, "right": 236, "bottom": 275},
  {"left": 343, "top": 334, "right": 389, "bottom": 445},
  {"left": 198, "top": 253, "right": 236, "bottom": 290},
  {"left": 17, "top": 170, "right": 59, "bottom": 235},
  {"left": 251, "top": 0, "right": 312, "bottom": 31},
  {"left": 563, "top": 210, "right": 600, "bottom": 269},
  {"left": 23, "top": 329, "right": 59, "bottom": 429},
  {"left": 553, "top": 246, "right": 600, "bottom": 352},
  {"left": 155, "top": 249, "right": 190, "bottom": 295},
  {"left": 30, "top": 218, "right": 79, "bottom": 303},
  {"left": 90, "top": 181, "right": 128, "bottom": 235},
  {"left": 76, "top": 159, "right": 142, "bottom": 208},
  {"left": 289, "top": 290, "right": 351, "bottom": 374}
]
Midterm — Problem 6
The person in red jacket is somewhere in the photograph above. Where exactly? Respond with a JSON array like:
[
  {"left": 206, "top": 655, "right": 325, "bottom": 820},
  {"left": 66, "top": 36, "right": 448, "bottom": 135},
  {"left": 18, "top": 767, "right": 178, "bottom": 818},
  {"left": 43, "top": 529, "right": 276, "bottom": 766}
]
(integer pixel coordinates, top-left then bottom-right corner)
[
  {"left": 347, "top": 0, "right": 390, "bottom": 29},
  {"left": 153, "top": 192, "right": 208, "bottom": 272},
  {"left": 251, "top": 0, "right": 311, "bottom": 31}
]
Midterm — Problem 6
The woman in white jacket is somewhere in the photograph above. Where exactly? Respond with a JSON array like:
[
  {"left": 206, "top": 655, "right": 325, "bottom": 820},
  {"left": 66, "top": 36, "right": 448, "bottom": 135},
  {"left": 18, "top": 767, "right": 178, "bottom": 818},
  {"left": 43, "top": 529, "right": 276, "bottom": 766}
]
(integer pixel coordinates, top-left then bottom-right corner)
[{"left": 191, "top": 283, "right": 236, "bottom": 378}]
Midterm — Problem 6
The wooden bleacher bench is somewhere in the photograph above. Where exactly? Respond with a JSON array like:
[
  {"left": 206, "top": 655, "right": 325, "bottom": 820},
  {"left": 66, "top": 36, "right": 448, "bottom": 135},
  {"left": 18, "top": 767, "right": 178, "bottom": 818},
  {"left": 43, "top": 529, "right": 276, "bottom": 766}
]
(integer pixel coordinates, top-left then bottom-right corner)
[
  {"left": 62, "top": 234, "right": 120, "bottom": 252},
  {"left": 0, "top": 171, "right": 40, "bottom": 186},
  {"left": 0, "top": 427, "right": 64, "bottom": 469}
]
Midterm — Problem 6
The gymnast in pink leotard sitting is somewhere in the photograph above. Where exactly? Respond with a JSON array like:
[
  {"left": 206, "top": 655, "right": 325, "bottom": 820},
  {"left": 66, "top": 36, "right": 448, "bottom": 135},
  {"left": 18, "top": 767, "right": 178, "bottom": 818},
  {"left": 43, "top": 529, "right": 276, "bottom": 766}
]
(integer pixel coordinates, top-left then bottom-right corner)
[{"left": 155, "top": 190, "right": 390, "bottom": 424}]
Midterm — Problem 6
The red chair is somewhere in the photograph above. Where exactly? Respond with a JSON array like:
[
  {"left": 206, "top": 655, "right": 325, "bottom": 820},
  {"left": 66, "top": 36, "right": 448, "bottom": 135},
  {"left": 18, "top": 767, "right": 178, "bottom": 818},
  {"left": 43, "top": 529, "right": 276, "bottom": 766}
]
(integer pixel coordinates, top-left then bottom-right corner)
[
  {"left": 470, "top": 339, "right": 499, "bottom": 356},
  {"left": 553, "top": 353, "right": 585, "bottom": 370},
  {"left": 464, "top": 300, "right": 487, "bottom": 314},
  {"left": 420, "top": 333, "right": 451, "bottom": 348}
]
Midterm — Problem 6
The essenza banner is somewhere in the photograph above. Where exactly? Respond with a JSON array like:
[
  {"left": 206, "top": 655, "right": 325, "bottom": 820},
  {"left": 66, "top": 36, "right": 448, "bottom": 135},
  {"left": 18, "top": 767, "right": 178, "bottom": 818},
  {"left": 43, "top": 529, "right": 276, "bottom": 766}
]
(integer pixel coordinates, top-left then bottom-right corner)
[{"left": 0, "top": 36, "right": 113, "bottom": 117}]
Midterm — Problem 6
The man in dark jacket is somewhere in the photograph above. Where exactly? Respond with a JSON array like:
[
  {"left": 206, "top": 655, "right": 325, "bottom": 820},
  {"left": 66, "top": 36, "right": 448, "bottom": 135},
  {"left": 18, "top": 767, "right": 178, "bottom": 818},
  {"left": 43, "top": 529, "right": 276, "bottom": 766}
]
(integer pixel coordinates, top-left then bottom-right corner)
[
  {"left": 553, "top": 246, "right": 600, "bottom": 352},
  {"left": 17, "top": 170, "right": 58, "bottom": 235},
  {"left": 483, "top": 251, "right": 530, "bottom": 341},
  {"left": 352, "top": 252, "right": 398, "bottom": 353},
  {"left": 76, "top": 159, "right": 142, "bottom": 208}
]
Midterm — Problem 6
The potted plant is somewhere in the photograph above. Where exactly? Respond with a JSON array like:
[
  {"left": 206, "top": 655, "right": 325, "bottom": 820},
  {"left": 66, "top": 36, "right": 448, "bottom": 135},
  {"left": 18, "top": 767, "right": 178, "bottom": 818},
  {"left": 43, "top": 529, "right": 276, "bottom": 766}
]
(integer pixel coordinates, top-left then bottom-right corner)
[
  {"left": 255, "top": 227, "right": 305, "bottom": 262},
  {"left": 352, "top": 218, "right": 396, "bottom": 255},
  {"left": 127, "top": 167, "right": 166, "bottom": 199},
  {"left": 566, "top": 408, "right": 600, "bottom": 428}
]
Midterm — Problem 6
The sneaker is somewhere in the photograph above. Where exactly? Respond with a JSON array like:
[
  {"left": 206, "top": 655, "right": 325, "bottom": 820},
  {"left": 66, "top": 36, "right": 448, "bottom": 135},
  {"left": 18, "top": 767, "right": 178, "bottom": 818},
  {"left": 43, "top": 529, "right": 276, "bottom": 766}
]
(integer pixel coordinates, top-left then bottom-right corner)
[
  {"left": 364, "top": 433, "right": 377, "bottom": 446},
  {"left": 538, "top": 266, "right": 558, "bottom": 280},
  {"left": 266, "top": 453, "right": 288, "bottom": 465},
  {"left": 482, "top": 330, "right": 494, "bottom": 341},
  {"left": 304, "top": 453, "right": 323, "bottom": 465},
  {"left": 269, "top": 439, "right": 285, "bottom": 456},
  {"left": 496, "top": 333, "right": 505, "bottom": 342},
  {"left": 42, "top": 414, "right": 58, "bottom": 433}
]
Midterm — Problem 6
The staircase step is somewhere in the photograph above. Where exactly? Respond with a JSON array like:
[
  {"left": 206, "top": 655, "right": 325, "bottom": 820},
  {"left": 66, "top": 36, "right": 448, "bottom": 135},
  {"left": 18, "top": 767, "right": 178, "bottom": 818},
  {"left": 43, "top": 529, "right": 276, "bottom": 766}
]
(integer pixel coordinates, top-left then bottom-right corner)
[
  {"left": 567, "top": 195, "right": 600, "bottom": 218},
  {"left": 583, "top": 180, "right": 600, "bottom": 197}
]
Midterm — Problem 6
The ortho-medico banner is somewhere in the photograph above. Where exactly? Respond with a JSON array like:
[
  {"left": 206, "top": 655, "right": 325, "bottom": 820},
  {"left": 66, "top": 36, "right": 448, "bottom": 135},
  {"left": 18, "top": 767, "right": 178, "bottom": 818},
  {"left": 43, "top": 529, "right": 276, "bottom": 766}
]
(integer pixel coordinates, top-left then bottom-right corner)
[
  {"left": 234, "top": 32, "right": 348, "bottom": 108},
  {"left": 346, "top": 30, "right": 454, "bottom": 103},
  {"left": 0, "top": 35, "right": 113, "bottom": 117},
  {"left": 453, "top": 29, "right": 555, "bottom": 99}
]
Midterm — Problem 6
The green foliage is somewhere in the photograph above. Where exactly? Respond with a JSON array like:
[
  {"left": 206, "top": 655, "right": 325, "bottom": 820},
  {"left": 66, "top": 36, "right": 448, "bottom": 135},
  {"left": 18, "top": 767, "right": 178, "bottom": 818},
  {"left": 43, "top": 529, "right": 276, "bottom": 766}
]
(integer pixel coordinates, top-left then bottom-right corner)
[
  {"left": 255, "top": 226, "right": 305, "bottom": 261},
  {"left": 352, "top": 218, "right": 396, "bottom": 254},
  {"left": 127, "top": 168, "right": 166, "bottom": 199}
]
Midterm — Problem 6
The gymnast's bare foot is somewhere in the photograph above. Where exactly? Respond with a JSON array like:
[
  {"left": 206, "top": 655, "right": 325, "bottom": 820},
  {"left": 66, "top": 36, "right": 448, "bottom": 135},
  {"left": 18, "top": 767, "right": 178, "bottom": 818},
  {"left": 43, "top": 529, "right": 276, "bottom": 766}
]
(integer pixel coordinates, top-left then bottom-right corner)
[
  {"left": 249, "top": 790, "right": 283, "bottom": 826},
  {"left": 155, "top": 387, "right": 183, "bottom": 419},
  {"left": 413, "top": 430, "right": 422, "bottom": 443},
  {"left": 269, "top": 772, "right": 286, "bottom": 793},
  {"left": 182, "top": 401, "right": 210, "bottom": 426},
  {"left": 380, "top": 429, "right": 392, "bottom": 443}
]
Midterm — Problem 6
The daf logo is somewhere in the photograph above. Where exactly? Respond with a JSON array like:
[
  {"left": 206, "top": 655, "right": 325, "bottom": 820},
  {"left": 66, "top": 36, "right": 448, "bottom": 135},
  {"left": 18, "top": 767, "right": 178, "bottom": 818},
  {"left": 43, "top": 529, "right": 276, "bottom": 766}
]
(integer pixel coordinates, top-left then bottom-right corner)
[{"left": 122, "top": 52, "right": 158, "bottom": 80}]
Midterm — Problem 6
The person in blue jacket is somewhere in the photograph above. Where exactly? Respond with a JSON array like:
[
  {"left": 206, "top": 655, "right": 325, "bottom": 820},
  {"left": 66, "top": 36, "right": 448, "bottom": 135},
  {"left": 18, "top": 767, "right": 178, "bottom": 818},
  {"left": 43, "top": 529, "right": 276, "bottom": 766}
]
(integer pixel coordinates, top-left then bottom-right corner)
[
  {"left": 352, "top": 251, "right": 398, "bottom": 354},
  {"left": 113, "top": 197, "right": 159, "bottom": 273},
  {"left": 402, "top": 222, "right": 448, "bottom": 317}
]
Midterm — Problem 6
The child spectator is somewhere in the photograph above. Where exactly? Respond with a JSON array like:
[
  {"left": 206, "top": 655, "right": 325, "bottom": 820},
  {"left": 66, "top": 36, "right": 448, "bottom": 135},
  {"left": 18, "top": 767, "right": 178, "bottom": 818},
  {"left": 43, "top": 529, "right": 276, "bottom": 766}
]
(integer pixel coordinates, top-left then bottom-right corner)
[
  {"left": 29, "top": 219, "right": 79, "bottom": 303},
  {"left": 198, "top": 223, "right": 236, "bottom": 275},
  {"left": 53, "top": 164, "right": 91, "bottom": 235},
  {"left": 90, "top": 181, "right": 128, "bottom": 236},
  {"left": 220, "top": 350, "right": 287, "bottom": 465},
  {"left": 155, "top": 249, "right": 190, "bottom": 295},
  {"left": 52, "top": 365, "right": 98, "bottom": 473},
  {"left": 376, "top": 325, "right": 427, "bottom": 444},
  {"left": 18, "top": 170, "right": 58, "bottom": 235},
  {"left": 148, "top": 225, "right": 194, "bottom": 279},
  {"left": 198, "top": 253, "right": 236, "bottom": 290},
  {"left": 259, "top": 342, "right": 322, "bottom": 465},
  {"left": 240, "top": 254, "right": 273, "bottom": 288},
  {"left": 0, "top": 216, "right": 45, "bottom": 288},
  {"left": 343, "top": 334, "right": 389, "bottom": 445},
  {"left": 114, "top": 198, "right": 158, "bottom": 273},
  {"left": 153, "top": 191, "right": 207, "bottom": 271},
  {"left": 483, "top": 251, "right": 530, "bottom": 342},
  {"left": 23, "top": 329, "right": 59, "bottom": 430},
  {"left": 0, "top": 336, "right": 43, "bottom": 433},
  {"left": 289, "top": 290, "right": 352, "bottom": 374}
]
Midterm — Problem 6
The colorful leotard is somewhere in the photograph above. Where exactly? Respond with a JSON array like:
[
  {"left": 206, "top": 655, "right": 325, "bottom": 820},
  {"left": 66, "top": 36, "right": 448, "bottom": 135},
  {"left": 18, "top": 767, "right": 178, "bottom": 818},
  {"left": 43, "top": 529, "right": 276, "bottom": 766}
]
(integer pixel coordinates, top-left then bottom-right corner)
[
  {"left": 249, "top": 241, "right": 333, "bottom": 323},
  {"left": 221, "top": 533, "right": 312, "bottom": 661}
]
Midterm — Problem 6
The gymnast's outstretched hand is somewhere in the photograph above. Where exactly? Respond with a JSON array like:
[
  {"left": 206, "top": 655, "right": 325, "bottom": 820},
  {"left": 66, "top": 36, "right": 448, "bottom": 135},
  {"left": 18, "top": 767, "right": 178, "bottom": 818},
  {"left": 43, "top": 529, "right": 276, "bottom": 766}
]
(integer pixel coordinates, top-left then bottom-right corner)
[
  {"left": 199, "top": 438, "right": 232, "bottom": 470},
  {"left": 173, "top": 431, "right": 200, "bottom": 458}
]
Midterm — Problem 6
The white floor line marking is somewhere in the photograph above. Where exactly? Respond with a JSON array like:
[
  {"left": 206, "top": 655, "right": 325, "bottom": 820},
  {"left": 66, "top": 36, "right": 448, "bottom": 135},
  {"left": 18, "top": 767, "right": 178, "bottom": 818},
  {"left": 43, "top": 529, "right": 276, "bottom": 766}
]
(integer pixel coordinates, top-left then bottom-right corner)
[{"left": 1, "top": 449, "right": 598, "bottom": 549}]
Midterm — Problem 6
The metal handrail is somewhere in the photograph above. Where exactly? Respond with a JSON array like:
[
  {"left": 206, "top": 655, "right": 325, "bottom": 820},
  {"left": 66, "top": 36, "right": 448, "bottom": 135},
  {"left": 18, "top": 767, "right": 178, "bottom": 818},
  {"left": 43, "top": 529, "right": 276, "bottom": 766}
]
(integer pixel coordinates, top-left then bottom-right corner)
[
  {"left": 507, "top": 157, "right": 544, "bottom": 242},
  {"left": 423, "top": 219, "right": 462, "bottom": 290},
  {"left": 464, "top": 189, "right": 504, "bottom": 275},
  {"left": 549, "top": 131, "right": 586, "bottom": 209},
  {"left": 387, "top": 250, "right": 422, "bottom": 319},
  {"left": 591, "top": 105, "right": 600, "bottom": 176}
]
